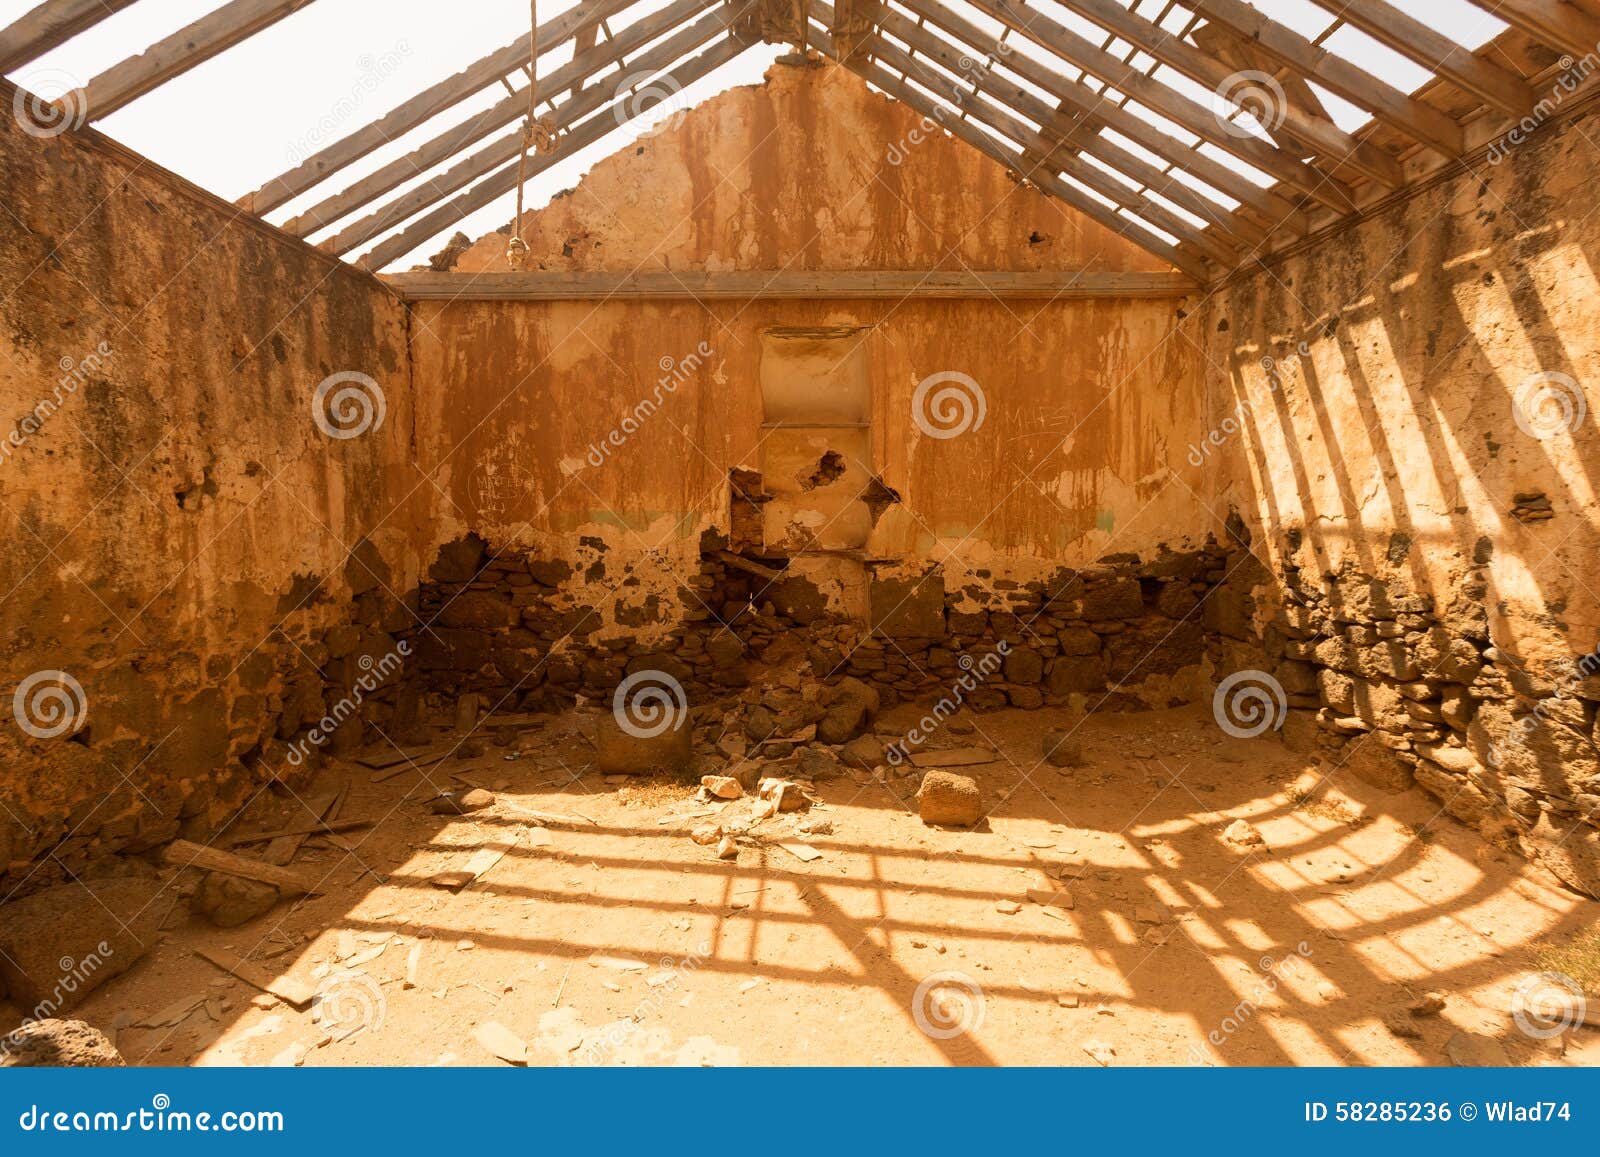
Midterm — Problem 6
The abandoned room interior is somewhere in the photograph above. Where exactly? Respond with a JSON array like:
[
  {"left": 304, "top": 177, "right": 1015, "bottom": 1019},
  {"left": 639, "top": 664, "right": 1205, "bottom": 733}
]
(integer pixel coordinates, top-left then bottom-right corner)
[{"left": 0, "top": 0, "right": 1597, "bottom": 1071}]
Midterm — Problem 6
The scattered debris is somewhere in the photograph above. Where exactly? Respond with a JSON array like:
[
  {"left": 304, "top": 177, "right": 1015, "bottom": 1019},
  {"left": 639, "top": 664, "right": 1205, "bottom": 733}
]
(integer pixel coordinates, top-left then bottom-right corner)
[
  {"left": 995, "top": 900, "right": 1022, "bottom": 915},
  {"left": 778, "top": 841, "right": 823, "bottom": 862},
  {"left": 194, "top": 947, "right": 314, "bottom": 1009},
  {"left": 1222, "top": 819, "right": 1266, "bottom": 850},
  {"left": 701, "top": 775, "right": 743, "bottom": 799},
  {"left": 1042, "top": 728, "right": 1084, "bottom": 768},
  {"left": 430, "top": 788, "right": 496, "bottom": 815},
  {"left": 474, "top": 1021, "right": 528, "bottom": 1065},
  {"left": 1081, "top": 1039, "right": 1116, "bottom": 1066},
  {"left": 1445, "top": 1031, "right": 1510, "bottom": 1067}
]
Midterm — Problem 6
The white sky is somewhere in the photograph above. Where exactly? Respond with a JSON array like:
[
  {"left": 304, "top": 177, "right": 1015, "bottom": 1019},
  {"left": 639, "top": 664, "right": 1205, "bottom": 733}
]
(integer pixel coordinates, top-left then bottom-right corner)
[
  {"left": 1, "top": 0, "right": 781, "bottom": 269},
  {"left": 1, "top": 0, "right": 1507, "bottom": 270}
]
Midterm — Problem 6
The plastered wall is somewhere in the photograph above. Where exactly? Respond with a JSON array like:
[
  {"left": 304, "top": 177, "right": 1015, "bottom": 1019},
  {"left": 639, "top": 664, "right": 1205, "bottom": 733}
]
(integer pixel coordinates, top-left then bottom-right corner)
[
  {"left": 0, "top": 102, "right": 427, "bottom": 888},
  {"left": 1202, "top": 100, "right": 1600, "bottom": 894},
  {"left": 414, "top": 62, "right": 1221, "bottom": 635}
]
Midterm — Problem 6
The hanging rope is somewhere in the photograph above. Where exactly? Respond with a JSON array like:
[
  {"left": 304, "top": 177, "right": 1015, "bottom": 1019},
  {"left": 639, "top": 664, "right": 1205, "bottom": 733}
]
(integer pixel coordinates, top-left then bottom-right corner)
[{"left": 508, "top": 0, "right": 561, "bottom": 269}]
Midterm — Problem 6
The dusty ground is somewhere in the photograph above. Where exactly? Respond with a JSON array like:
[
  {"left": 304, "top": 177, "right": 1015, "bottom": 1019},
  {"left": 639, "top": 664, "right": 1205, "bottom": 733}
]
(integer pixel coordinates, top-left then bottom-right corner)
[{"left": 27, "top": 702, "right": 1600, "bottom": 1067}]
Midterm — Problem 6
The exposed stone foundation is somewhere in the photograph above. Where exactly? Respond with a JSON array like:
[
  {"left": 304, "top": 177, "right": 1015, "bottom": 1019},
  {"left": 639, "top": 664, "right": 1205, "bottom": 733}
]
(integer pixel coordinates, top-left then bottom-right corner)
[{"left": 1260, "top": 556, "right": 1600, "bottom": 897}]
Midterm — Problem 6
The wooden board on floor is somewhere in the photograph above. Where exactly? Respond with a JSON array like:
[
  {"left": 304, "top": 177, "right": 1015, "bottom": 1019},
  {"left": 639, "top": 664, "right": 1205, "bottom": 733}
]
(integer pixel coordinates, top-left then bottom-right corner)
[{"left": 194, "top": 946, "right": 315, "bottom": 1008}]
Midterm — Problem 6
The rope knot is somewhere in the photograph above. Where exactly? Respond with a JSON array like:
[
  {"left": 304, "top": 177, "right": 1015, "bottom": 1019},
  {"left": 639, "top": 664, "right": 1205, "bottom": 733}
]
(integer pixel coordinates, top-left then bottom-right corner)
[{"left": 527, "top": 113, "right": 560, "bottom": 155}]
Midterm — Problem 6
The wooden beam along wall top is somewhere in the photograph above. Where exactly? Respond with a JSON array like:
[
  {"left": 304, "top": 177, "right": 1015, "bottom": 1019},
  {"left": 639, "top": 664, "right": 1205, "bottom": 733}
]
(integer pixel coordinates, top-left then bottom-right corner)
[
  {"left": 239, "top": 0, "right": 642, "bottom": 215},
  {"left": 1464, "top": 0, "right": 1600, "bottom": 61},
  {"left": 381, "top": 269, "right": 1200, "bottom": 299}
]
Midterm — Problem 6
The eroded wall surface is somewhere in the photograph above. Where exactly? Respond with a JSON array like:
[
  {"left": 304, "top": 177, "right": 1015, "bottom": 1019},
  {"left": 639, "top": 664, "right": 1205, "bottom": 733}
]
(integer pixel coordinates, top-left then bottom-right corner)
[
  {"left": 414, "top": 63, "right": 1222, "bottom": 675},
  {"left": 0, "top": 109, "right": 426, "bottom": 892},
  {"left": 1203, "top": 104, "right": 1600, "bottom": 894}
]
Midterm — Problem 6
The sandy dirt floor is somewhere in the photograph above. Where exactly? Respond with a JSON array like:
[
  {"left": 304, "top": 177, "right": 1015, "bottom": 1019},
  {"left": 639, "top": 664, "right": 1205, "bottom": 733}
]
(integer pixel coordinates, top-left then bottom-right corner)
[{"left": 29, "top": 701, "right": 1600, "bottom": 1067}]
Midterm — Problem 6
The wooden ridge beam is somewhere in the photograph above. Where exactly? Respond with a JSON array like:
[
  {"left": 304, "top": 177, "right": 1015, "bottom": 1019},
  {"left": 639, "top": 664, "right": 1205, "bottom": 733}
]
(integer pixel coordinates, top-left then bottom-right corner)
[
  {"left": 72, "top": 0, "right": 318, "bottom": 123},
  {"left": 0, "top": 0, "right": 141, "bottom": 73},
  {"left": 382, "top": 269, "right": 1201, "bottom": 300},
  {"left": 355, "top": 35, "right": 746, "bottom": 271},
  {"left": 331, "top": 14, "right": 732, "bottom": 258},
  {"left": 1050, "top": 0, "right": 1403, "bottom": 187},
  {"left": 862, "top": 30, "right": 1240, "bottom": 265},
  {"left": 946, "top": 0, "right": 1356, "bottom": 214},
  {"left": 811, "top": 28, "right": 1211, "bottom": 280},
  {"left": 239, "top": 0, "right": 638, "bottom": 215},
  {"left": 283, "top": 0, "right": 716, "bottom": 237},
  {"left": 1329, "top": 0, "right": 1535, "bottom": 118},
  {"left": 1188, "top": 0, "right": 1464, "bottom": 157},
  {"left": 899, "top": 0, "right": 1306, "bottom": 234},
  {"left": 871, "top": 3, "right": 1263, "bottom": 247},
  {"left": 1464, "top": 0, "right": 1600, "bottom": 60}
]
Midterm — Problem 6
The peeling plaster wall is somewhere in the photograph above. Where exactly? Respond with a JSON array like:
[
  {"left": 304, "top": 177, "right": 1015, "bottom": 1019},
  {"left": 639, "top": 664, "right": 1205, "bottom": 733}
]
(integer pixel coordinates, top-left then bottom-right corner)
[
  {"left": 415, "top": 63, "right": 1219, "bottom": 629},
  {"left": 0, "top": 107, "right": 426, "bottom": 887},
  {"left": 1202, "top": 103, "right": 1600, "bottom": 894}
]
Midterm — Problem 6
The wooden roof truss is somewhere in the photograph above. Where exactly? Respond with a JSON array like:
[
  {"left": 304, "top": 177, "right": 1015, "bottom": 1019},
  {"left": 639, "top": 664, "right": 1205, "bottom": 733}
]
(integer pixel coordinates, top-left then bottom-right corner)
[{"left": 3, "top": 0, "right": 1595, "bottom": 284}]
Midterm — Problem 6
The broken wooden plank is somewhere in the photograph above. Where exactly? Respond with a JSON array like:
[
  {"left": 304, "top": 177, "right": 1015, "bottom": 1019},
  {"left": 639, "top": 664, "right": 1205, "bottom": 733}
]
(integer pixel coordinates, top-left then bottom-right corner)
[
  {"left": 194, "top": 946, "right": 315, "bottom": 1008},
  {"left": 163, "top": 839, "right": 323, "bottom": 895},
  {"left": 356, "top": 743, "right": 446, "bottom": 770},
  {"left": 371, "top": 748, "right": 450, "bottom": 783},
  {"left": 716, "top": 549, "right": 786, "bottom": 581}
]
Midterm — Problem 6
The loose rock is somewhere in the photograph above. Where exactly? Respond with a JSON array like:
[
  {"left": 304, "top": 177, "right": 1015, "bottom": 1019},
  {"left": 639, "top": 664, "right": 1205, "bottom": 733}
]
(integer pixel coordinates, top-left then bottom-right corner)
[{"left": 916, "top": 770, "right": 983, "bottom": 827}]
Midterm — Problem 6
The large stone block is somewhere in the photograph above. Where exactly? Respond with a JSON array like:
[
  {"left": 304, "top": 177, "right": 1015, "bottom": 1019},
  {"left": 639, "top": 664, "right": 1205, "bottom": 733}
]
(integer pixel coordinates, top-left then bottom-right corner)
[
  {"left": 594, "top": 711, "right": 694, "bottom": 774},
  {"left": 916, "top": 770, "right": 983, "bottom": 826},
  {"left": 870, "top": 572, "right": 946, "bottom": 639},
  {"left": 0, "top": 878, "right": 162, "bottom": 1013}
]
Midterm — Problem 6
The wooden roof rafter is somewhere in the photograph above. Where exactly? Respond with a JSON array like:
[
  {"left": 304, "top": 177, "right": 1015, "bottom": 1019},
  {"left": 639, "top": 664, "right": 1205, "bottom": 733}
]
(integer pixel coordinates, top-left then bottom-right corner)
[{"left": 3, "top": 0, "right": 1593, "bottom": 283}]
